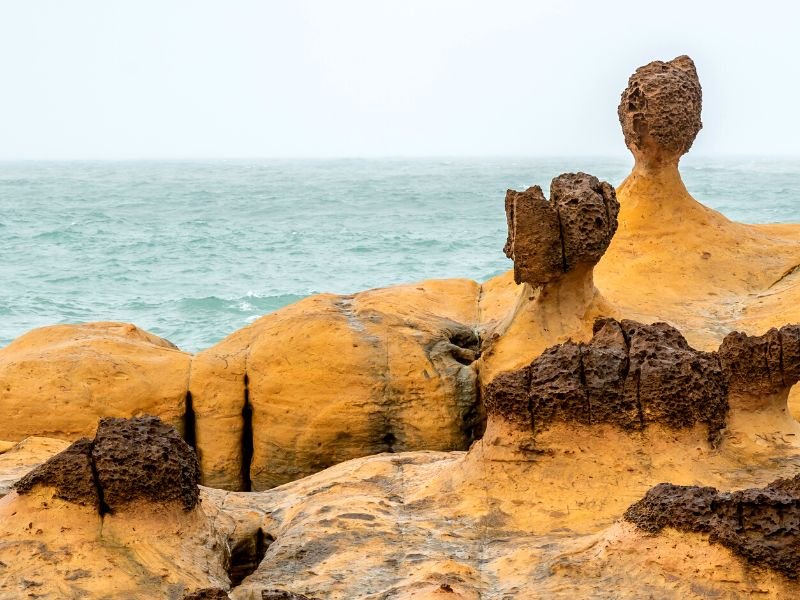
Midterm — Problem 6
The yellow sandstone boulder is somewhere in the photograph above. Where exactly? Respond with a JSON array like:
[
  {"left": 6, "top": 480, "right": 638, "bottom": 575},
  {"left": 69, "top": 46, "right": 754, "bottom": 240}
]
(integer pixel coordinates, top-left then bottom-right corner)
[
  {"left": 0, "top": 322, "right": 191, "bottom": 441},
  {"left": 191, "top": 279, "right": 482, "bottom": 491}
]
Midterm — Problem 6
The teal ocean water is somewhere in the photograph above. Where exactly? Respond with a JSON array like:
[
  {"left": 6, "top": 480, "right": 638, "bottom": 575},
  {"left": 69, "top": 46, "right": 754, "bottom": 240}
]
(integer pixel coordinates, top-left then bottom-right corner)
[{"left": 2, "top": 157, "right": 799, "bottom": 353}]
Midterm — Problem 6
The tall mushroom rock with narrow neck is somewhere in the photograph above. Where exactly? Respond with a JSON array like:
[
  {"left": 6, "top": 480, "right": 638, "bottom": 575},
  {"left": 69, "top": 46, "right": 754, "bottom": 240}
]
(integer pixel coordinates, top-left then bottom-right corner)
[{"left": 480, "top": 172, "right": 620, "bottom": 382}]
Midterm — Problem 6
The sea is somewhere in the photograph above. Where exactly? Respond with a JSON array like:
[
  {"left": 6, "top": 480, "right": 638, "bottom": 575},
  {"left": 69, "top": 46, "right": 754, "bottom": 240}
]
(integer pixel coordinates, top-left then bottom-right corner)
[{"left": 2, "top": 157, "right": 799, "bottom": 353}]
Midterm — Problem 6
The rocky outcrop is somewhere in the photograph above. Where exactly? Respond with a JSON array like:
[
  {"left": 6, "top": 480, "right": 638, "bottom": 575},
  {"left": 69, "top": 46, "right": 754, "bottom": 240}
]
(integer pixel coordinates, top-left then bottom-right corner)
[
  {"left": 618, "top": 55, "right": 702, "bottom": 167},
  {"left": 0, "top": 322, "right": 191, "bottom": 442},
  {"left": 625, "top": 475, "right": 800, "bottom": 579},
  {"left": 719, "top": 324, "right": 800, "bottom": 401},
  {"left": 503, "top": 172, "right": 618, "bottom": 286},
  {"left": 15, "top": 416, "right": 200, "bottom": 512},
  {"left": 484, "top": 318, "right": 728, "bottom": 442}
]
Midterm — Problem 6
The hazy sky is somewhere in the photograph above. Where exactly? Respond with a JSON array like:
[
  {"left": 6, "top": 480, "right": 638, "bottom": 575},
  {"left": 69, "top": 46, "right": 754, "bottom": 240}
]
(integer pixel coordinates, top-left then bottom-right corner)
[{"left": 1, "top": 0, "right": 797, "bottom": 159}]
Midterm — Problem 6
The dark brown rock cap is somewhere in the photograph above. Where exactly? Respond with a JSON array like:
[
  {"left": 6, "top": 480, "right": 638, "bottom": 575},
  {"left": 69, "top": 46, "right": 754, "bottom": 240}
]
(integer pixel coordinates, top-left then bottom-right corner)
[
  {"left": 618, "top": 55, "right": 702, "bottom": 166},
  {"left": 483, "top": 318, "right": 728, "bottom": 443},
  {"left": 719, "top": 324, "right": 800, "bottom": 401},
  {"left": 15, "top": 415, "right": 201, "bottom": 513},
  {"left": 626, "top": 475, "right": 800, "bottom": 579},
  {"left": 504, "top": 172, "right": 619, "bottom": 287}
]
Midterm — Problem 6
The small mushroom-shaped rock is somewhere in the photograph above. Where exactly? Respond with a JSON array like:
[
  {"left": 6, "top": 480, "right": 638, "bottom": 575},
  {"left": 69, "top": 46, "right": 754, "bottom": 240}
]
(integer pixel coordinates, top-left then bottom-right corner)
[{"left": 504, "top": 173, "right": 619, "bottom": 286}]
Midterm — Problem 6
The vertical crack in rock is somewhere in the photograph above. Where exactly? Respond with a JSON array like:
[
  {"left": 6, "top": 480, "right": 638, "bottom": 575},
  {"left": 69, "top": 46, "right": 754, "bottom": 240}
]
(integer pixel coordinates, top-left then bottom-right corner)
[
  {"left": 504, "top": 173, "right": 619, "bottom": 287},
  {"left": 88, "top": 440, "right": 111, "bottom": 516},
  {"left": 625, "top": 475, "right": 800, "bottom": 579},
  {"left": 487, "top": 318, "right": 800, "bottom": 446},
  {"left": 241, "top": 373, "right": 254, "bottom": 493},
  {"left": 184, "top": 391, "right": 197, "bottom": 450}
]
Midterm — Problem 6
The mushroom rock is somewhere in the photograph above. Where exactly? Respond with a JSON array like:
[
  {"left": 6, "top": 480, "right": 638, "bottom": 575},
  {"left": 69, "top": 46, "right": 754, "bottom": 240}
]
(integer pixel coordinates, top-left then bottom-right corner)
[
  {"left": 503, "top": 172, "right": 618, "bottom": 286},
  {"left": 0, "top": 322, "right": 191, "bottom": 442},
  {"left": 617, "top": 55, "right": 702, "bottom": 169},
  {"left": 191, "top": 279, "right": 483, "bottom": 491},
  {"left": 482, "top": 172, "right": 620, "bottom": 383},
  {"left": 15, "top": 415, "right": 201, "bottom": 512},
  {"left": 0, "top": 416, "right": 232, "bottom": 598},
  {"left": 593, "top": 55, "right": 800, "bottom": 349}
]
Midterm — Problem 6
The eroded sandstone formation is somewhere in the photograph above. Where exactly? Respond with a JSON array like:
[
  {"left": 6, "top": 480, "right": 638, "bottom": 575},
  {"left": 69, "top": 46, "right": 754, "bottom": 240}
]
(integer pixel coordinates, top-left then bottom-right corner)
[
  {"left": 618, "top": 55, "right": 702, "bottom": 167},
  {"left": 719, "top": 324, "right": 800, "bottom": 402},
  {"left": 191, "top": 281, "right": 483, "bottom": 491},
  {"left": 625, "top": 475, "right": 800, "bottom": 578},
  {"left": 484, "top": 317, "right": 728, "bottom": 442},
  {"left": 503, "top": 172, "right": 619, "bottom": 286},
  {"left": 16, "top": 415, "right": 200, "bottom": 512}
]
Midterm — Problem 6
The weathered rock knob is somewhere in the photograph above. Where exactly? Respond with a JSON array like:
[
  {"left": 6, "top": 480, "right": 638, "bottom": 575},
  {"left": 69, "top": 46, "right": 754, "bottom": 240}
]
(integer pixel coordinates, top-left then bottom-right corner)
[
  {"left": 503, "top": 172, "right": 618, "bottom": 287},
  {"left": 618, "top": 55, "right": 703, "bottom": 167}
]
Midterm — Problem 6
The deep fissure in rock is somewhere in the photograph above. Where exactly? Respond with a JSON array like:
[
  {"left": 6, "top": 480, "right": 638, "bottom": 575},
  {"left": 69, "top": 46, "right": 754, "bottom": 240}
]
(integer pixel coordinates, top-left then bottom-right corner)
[
  {"left": 227, "top": 527, "right": 273, "bottom": 587},
  {"left": 184, "top": 391, "right": 197, "bottom": 450},
  {"left": 241, "top": 373, "right": 254, "bottom": 492},
  {"left": 88, "top": 441, "right": 111, "bottom": 516}
]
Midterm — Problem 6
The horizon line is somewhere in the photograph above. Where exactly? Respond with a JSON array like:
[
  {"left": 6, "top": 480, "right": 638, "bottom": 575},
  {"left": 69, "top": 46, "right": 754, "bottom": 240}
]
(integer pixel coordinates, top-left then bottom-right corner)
[{"left": 2, "top": 153, "right": 800, "bottom": 163}]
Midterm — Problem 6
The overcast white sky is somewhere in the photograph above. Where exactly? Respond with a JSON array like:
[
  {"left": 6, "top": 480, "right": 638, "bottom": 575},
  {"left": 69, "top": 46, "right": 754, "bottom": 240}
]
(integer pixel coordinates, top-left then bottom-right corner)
[{"left": 0, "top": 0, "right": 797, "bottom": 159}]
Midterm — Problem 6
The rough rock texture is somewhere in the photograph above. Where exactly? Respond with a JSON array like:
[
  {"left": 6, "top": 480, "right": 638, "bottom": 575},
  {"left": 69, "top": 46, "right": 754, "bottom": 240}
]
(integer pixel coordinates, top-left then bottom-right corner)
[
  {"left": 503, "top": 173, "right": 619, "bottom": 286},
  {"left": 484, "top": 318, "right": 728, "bottom": 442},
  {"left": 15, "top": 416, "right": 200, "bottom": 512},
  {"left": 0, "top": 322, "right": 191, "bottom": 442},
  {"left": 184, "top": 589, "right": 231, "bottom": 600},
  {"left": 191, "top": 280, "right": 482, "bottom": 491},
  {"left": 0, "top": 437, "right": 70, "bottom": 498},
  {"left": 93, "top": 416, "right": 201, "bottom": 511},
  {"left": 14, "top": 437, "right": 98, "bottom": 507},
  {"left": 626, "top": 475, "right": 800, "bottom": 578},
  {"left": 262, "top": 591, "right": 321, "bottom": 600},
  {"left": 719, "top": 324, "right": 800, "bottom": 399},
  {"left": 550, "top": 172, "right": 620, "bottom": 270},
  {"left": 618, "top": 55, "right": 702, "bottom": 166},
  {"left": 503, "top": 185, "right": 562, "bottom": 286}
]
